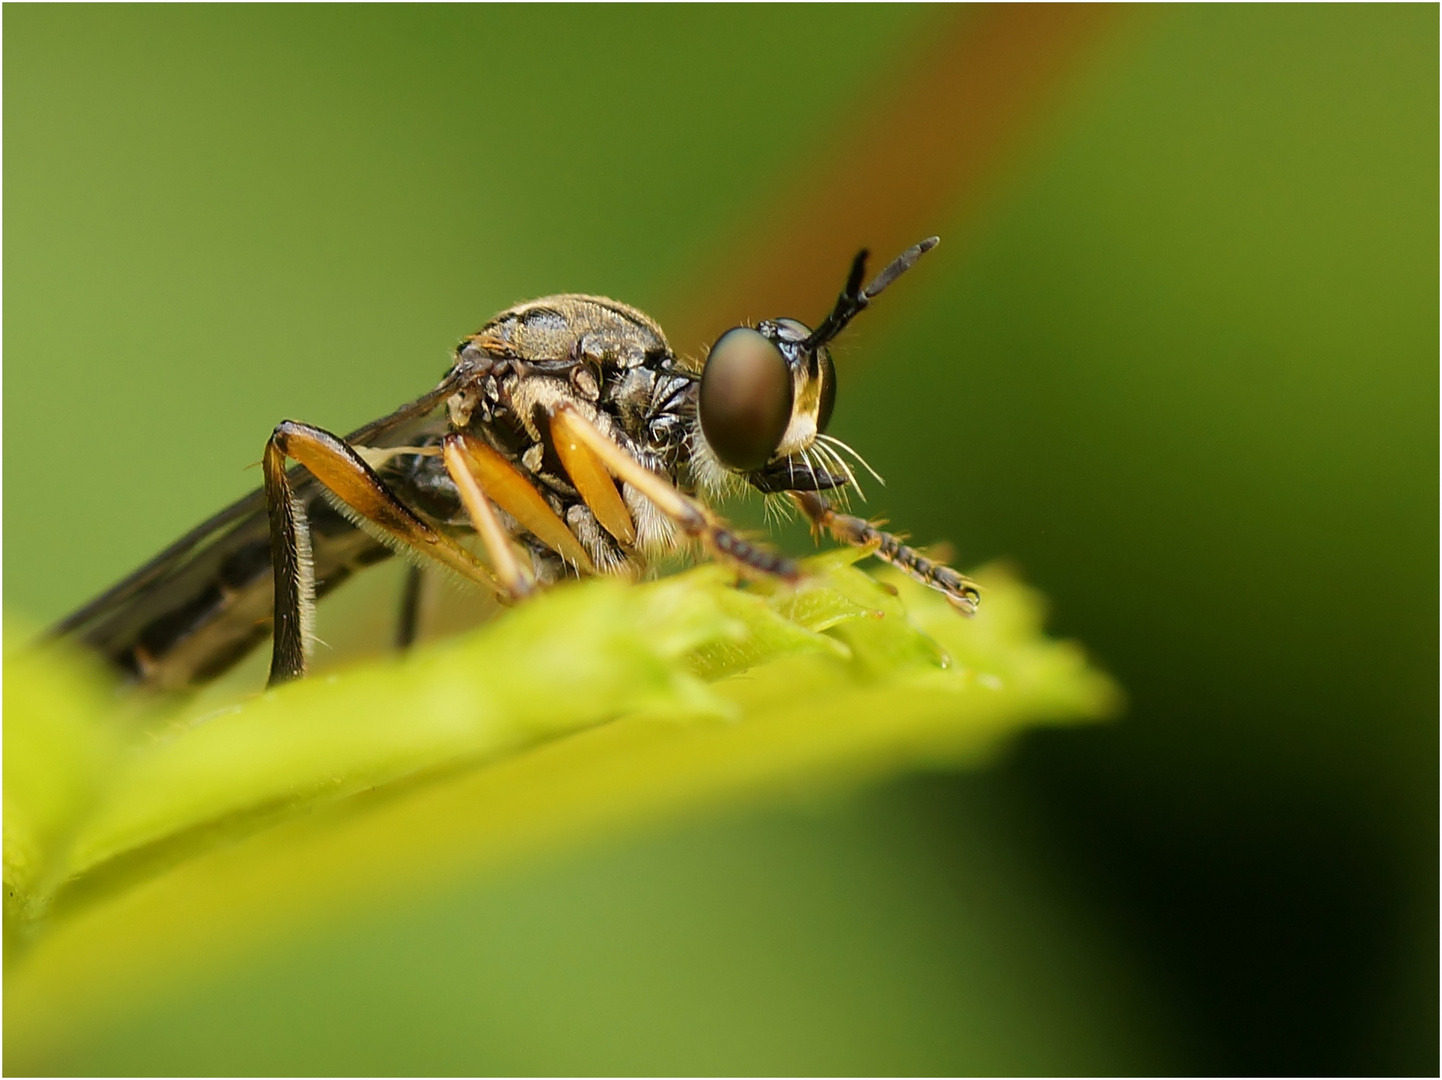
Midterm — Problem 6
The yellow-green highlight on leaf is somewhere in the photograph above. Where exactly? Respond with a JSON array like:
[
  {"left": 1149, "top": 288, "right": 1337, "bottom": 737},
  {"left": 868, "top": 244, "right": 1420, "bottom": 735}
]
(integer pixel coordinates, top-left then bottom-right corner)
[
  {"left": 3, "top": 554, "right": 1119, "bottom": 1069},
  {"left": 3, "top": 625, "right": 127, "bottom": 938}
]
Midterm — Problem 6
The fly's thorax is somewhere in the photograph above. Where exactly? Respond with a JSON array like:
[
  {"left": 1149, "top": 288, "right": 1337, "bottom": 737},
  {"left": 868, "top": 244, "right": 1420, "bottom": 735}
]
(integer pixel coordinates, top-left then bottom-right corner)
[
  {"left": 463, "top": 294, "right": 671, "bottom": 371},
  {"left": 509, "top": 375, "right": 611, "bottom": 444},
  {"left": 445, "top": 346, "right": 690, "bottom": 541},
  {"left": 448, "top": 293, "right": 682, "bottom": 443}
]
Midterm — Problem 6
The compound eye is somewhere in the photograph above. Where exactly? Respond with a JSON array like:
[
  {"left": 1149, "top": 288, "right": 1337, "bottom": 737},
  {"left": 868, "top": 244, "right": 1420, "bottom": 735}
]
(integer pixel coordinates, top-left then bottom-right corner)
[
  {"left": 816, "top": 349, "right": 837, "bottom": 433},
  {"left": 700, "top": 327, "right": 794, "bottom": 472}
]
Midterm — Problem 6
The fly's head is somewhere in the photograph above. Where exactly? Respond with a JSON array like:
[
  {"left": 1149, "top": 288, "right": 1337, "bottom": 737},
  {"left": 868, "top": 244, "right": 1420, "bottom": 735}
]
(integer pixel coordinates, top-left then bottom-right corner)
[{"left": 693, "top": 237, "right": 939, "bottom": 501}]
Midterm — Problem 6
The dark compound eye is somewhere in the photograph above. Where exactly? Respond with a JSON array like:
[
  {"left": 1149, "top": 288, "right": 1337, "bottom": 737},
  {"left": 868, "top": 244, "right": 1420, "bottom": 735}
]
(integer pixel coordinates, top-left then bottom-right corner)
[
  {"left": 700, "top": 327, "right": 794, "bottom": 472},
  {"left": 816, "top": 348, "right": 837, "bottom": 433}
]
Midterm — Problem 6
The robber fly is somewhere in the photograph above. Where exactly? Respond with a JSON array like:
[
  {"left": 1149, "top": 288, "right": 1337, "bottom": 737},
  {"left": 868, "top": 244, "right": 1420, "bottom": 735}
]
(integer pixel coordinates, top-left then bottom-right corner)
[{"left": 53, "top": 237, "right": 979, "bottom": 693}]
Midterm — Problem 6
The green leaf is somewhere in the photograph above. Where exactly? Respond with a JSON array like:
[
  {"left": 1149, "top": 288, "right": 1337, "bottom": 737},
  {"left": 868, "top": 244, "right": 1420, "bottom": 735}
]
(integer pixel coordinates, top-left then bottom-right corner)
[{"left": 3, "top": 554, "right": 1118, "bottom": 1068}]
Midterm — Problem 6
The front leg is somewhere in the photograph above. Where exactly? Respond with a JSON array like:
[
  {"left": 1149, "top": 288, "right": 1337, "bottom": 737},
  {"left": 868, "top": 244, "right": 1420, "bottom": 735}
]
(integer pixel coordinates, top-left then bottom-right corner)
[
  {"left": 549, "top": 405, "right": 800, "bottom": 585},
  {"left": 791, "top": 491, "right": 980, "bottom": 614}
]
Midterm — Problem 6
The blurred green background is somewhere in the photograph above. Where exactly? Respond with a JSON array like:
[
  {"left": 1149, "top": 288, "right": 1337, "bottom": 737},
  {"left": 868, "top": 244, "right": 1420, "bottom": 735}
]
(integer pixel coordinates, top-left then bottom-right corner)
[{"left": 5, "top": 4, "right": 1436, "bottom": 1075}]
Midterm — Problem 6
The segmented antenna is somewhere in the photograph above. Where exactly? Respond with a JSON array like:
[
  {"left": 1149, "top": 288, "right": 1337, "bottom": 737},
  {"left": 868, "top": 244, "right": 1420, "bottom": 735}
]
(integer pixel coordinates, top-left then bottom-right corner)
[{"left": 803, "top": 236, "right": 940, "bottom": 352}]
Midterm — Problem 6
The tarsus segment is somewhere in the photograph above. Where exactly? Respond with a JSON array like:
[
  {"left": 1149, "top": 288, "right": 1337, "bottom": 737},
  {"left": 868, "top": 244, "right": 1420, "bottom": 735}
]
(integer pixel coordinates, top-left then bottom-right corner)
[{"left": 791, "top": 490, "right": 980, "bottom": 614}]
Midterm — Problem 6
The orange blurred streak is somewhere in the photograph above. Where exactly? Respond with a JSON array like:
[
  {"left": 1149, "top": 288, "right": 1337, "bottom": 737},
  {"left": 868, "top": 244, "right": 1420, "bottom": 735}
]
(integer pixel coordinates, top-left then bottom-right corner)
[{"left": 670, "top": 3, "right": 1127, "bottom": 352}]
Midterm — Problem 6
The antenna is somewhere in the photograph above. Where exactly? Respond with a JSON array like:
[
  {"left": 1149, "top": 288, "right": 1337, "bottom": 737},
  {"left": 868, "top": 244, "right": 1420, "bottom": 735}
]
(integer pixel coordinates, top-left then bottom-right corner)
[{"left": 803, "top": 236, "right": 940, "bottom": 354}]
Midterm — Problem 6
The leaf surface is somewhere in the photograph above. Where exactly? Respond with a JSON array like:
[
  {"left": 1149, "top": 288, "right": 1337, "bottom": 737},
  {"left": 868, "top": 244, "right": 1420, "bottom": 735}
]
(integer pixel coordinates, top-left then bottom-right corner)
[{"left": 4, "top": 554, "right": 1118, "bottom": 1066}]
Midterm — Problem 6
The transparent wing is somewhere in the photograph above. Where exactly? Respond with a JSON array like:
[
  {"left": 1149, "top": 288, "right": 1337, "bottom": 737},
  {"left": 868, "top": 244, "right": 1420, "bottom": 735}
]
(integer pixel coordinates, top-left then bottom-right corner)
[{"left": 52, "top": 376, "right": 460, "bottom": 691}]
